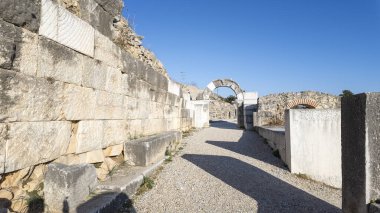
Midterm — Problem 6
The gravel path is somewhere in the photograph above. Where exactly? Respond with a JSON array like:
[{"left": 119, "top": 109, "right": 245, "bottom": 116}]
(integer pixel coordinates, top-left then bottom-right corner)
[{"left": 132, "top": 120, "right": 342, "bottom": 213}]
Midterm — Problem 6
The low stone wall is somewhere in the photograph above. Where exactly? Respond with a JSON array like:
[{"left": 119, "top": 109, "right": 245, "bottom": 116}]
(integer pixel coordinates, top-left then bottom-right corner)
[
  {"left": 285, "top": 109, "right": 341, "bottom": 188},
  {"left": 255, "top": 126, "right": 286, "bottom": 162},
  {"left": 209, "top": 100, "right": 236, "bottom": 120},
  {"left": 0, "top": 0, "right": 193, "bottom": 211},
  {"left": 257, "top": 91, "right": 340, "bottom": 126}
]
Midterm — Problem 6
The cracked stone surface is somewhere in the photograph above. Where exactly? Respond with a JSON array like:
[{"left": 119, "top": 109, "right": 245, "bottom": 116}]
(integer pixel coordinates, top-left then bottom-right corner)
[{"left": 132, "top": 120, "right": 341, "bottom": 213}]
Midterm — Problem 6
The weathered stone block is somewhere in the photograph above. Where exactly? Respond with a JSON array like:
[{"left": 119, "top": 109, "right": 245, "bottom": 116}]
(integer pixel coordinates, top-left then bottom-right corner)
[
  {"left": 105, "top": 66, "right": 123, "bottom": 94},
  {"left": 55, "top": 149, "right": 105, "bottom": 165},
  {"left": 63, "top": 84, "right": 96, "bottom": 120},
  {"left": 13, "top": 29, "right": 39, "bottom": 76},
  {"left": 103, "top": 144, "right": 123, "bottom": 157},
  {"left": 1, "top": 121, "right": 71, "bottom": 174},
  {"left": 0, "top": 20, "right": 21, "bottom": 70},
  {"left": 82, "top": 57, "right": 107, "bottom": 91},
  {"left": 124, "top": 131, "right": 181, "bottom": 166},
  {"left": 39, "top": 0, "right": 95, "bottom": 56},
  {"left": 342, "top": 93, "right": 380, "bottom": 213},
  {"left": 93, "top": 0, "right": 123, "bottom": 17},
  {"left": 76, "top": 121, "right": 103, "bottom": 154},
  {"left": 39, "top": 0, "right": 58, "bottom": 40},
  {"left": 78, "top": 149, "right": 105, "bottom": 164},
  {"left": 44, "top": 163, "right": 97, "bottom": 213},
  {"left": 142, "top": 119, "right": 166, "bottom": 135},
  {"left": 94, "top": 31, "right": 122, "bottom": 69},
  {"left": 168, "top": 79, "right": 181, "bottom": 96},
  {"left": 37, "top": 37, "right": 83, "bottom": 85},
  {"left": 102, "top": 120, "right": 129, "bottom": 148},
  {"left": 0, "top": 0, "right": 41, "bottom": 32},
  {"left": 78, "top": 0, "right": 113, "bottom": 38},
  {"left": 0, "top": 69, "right": 64, "bottom": 122},
  {"left": 120, "top": 50, "right": 137, "bottom": 74},
  {"left": 58, "top": 6, "right": 95, "bottom": 56},
  {"left": 135, "top": 80, "right": 151, "bottom": 100},
  {"left": 94, "top": 90, "right": 125, "bottom": 120}
]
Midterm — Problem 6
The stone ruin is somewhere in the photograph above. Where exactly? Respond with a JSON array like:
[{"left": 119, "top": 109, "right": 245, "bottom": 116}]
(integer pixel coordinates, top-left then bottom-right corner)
[
  {"left": 0, "top": 0, "right": 194, "bottom": 211},
  {"left": 1, "top": 0, "right": 380, "bottom": 212}
]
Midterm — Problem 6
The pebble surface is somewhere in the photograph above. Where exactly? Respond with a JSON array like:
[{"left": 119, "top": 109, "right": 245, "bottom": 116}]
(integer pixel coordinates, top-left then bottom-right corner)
[{"left": 132, "top": 120, "right": 341, "bottom": 213}]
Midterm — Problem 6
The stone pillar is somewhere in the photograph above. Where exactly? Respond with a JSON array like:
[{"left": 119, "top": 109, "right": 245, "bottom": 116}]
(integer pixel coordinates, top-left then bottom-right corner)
[
  {"left": 236, "top": 101, "right": 245, "bottom": 128},
  {"left": 192, "top": 100, "right": 210, "bottom": 128},
  {"left": 342, "top": 93, "right": 380, "bottom": 213},
  {"left": 243, "top": 92, "right": 258, "bottom": 130}
]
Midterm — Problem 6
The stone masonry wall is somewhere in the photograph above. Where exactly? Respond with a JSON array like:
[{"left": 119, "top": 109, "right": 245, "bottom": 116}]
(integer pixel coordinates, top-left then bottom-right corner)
[
  {"left": 209, "top": 100, "right": 236, "bottom": 120},
  {"left": 0, "top": 0, "right": 192, "bottom": 211},
  {"left": 257, "top": 91, "right": 340, "bottom": 126}
]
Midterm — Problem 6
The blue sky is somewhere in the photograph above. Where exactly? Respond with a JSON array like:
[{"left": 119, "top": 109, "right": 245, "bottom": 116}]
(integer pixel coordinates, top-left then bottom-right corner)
[{"left": 123, "top": 0, "right": 380, "bottom": 97}]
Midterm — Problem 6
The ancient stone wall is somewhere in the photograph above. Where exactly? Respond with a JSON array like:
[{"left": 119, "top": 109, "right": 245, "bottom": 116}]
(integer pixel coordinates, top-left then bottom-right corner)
[
  {"left": 257, "top": 91, "right": 340, "bottom": 126},
  {"left": 209, "top": 100, "right": 236, "bottom": 120},
  {"left": 0, "top": 0, "right": 192, "bottom": 211}
]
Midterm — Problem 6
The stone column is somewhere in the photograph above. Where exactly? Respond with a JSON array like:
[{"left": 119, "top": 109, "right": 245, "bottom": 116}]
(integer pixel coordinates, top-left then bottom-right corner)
[
  {"left": 342, "top": 93, "right": 380, "bottom": 213},
  {"left": 243, "top": 92, "right": 258, "bottom": 130}
]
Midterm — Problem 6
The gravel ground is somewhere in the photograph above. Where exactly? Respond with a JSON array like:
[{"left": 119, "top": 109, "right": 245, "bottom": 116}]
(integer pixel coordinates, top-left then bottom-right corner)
[{"left": 132, "top": 120, "right": 342, "bottom": 213}]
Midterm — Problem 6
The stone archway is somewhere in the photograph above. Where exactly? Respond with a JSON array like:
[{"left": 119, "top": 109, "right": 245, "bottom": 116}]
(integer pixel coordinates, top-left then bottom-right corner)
[{"left": 198, "top": 79, "right": 244, "bottom": 101}]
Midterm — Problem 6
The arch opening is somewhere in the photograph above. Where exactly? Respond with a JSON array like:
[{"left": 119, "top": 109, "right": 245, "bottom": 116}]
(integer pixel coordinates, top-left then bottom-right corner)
[
  {"left": 286, "top": 99, "right": 319, "bottom": 109},
  {"left": 198, "top": 79, "right": 244, "bottom": 101}
]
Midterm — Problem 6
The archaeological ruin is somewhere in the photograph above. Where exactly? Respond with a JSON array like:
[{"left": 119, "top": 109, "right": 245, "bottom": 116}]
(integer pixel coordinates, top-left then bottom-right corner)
[{"left": 0, "top": 0, "right": 379, "bottom": 213}]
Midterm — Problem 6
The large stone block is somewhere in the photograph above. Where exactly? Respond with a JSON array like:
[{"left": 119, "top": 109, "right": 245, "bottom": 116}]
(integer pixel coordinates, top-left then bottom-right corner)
[
  {"left": 93, "top": 0, "right": 123, "bottom": 17},
  {"left": 1, "top": 121, "right": 71, "bottom": 174},
  {"left": 285, "top": 109, "right": 341, "bottom": 188},
  {"left": 105, "top": 66, "right": 123, "bottom": 94},
  {"left": 342, "top": 93, "right": 380, "bottom": 213},
  {"left": 82, "top": 56, "right": 107, "bottom": 91},
  {"left": 62, "top": 84, "right": 96, "bottom": 120},
  {"left": 0, "top": 20, "right": 21, "bottom": 70},
  {"left": 120, "top": 50, "right": 137, "bottom": 74},
  {"left": 76, "top": 121, "right": 103, "bottom": 154},
  {"left": 142, "top": 119, "right": 166, "bottom": 135},
  {"left": 124, "top": 131, "right": 181, "bottom": 166},
  {"left": 39, "top": 0, "right": 95, "bottom": 56},
  {"left": 79, "top": 0, "right": 113, "bottom": 38},
  {"left": 0, "top": 0, "right": 41, "bottom": 32},
  {"left": 168, "top": 79, "right": 181, "bottom": 96},
  {"left": 55, "top": 149, "right": 105, "bottom": 165},
  {"left": 94, "top": 90, "right": 125, "bottom": 120},
  {"left": 75, "top": 120, "right": 129, "bottom": 154},
  {"left": 0, "top": 69, "right": 64, "bottom": 122},
  {"left": 103, "top": 144, "right": 123, "bottom": 157},
  {"left": 102, "top": 120, "right": 129, "bottom": 148},
  {"left": 94, "top": 31, "right": 122, "bottom": 69},
  {"left": 135, "top": 80, "right": 151, "bottom": 100},
  {"left": 13, "top": 29, "right": 39, "bottom": 76},
  {"left": 44, "top": 163, "right": 97, "bottom": 213},
  {"left": 37, "top": 37, "right": 83, "bottom": 85}
]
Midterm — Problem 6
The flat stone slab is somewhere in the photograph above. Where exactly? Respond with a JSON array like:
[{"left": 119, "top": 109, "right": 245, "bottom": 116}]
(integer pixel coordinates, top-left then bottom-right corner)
[
  {"left": 76, "top": 159, "right": 164, "bottom": 213},
  {"left": 44, "top": 163, "right": 98, "bottom": 213},
  {"left": 124, "top": 131, "right": 181, "bottom": 166}
]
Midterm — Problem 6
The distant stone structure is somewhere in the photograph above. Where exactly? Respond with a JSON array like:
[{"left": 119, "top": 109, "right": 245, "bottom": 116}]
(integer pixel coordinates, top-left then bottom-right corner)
[
  {"left": 209, "top": 100, "right": 236, "bottom": 120},
  {"left": 256, "top": 91, "right": 340, "bottom": 126}
]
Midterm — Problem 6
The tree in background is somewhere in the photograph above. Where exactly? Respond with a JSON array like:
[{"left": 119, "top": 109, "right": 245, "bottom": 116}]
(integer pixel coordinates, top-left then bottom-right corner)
[
  {"left": 339, "top": 90, "right": 354, "bottom": 98},
  {"left": 224, "top": 95, "right": 237, "bottom": 104}
]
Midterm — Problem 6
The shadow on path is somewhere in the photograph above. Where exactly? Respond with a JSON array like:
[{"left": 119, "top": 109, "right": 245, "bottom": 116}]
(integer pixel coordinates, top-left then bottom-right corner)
[
  {"left": 182, "top": 154, "right": 340, "bottom": 213},
  {"left": 209, "top": 120, "right": 240, "bottom": 130},
  {"left": 207, "top": 120, "right": 285, "bottom": 169},
  {"left": 76, "top": 192, "right": 136, "bottom": 213}
]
